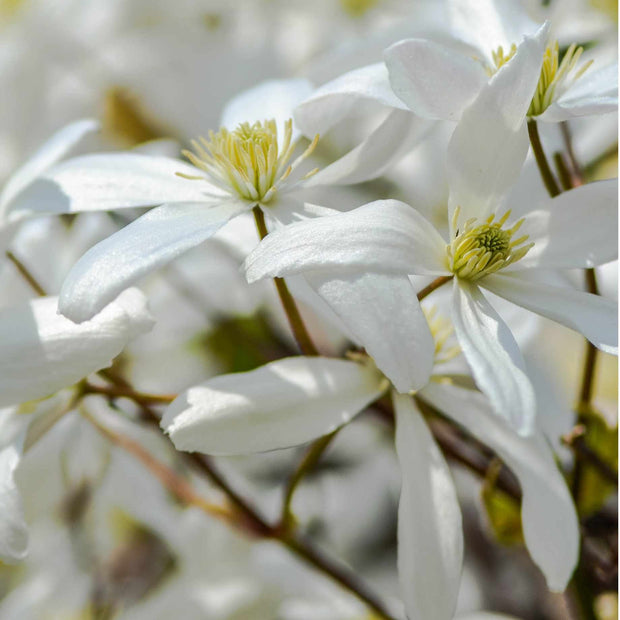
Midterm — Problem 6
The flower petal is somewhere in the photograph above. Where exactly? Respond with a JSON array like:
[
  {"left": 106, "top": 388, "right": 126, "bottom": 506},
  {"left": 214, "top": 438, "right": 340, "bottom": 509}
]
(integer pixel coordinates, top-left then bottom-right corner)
[
  {"left": 244, "top": 200, "right": 448, "bottom": 282},
  {"left": 7, "top": 154, "right": 214, "bottom": 220},
  {"left": 0, "top": 290, "right": 153, "bottom": 407},
  {"left": 306, "top": 109, "right": 433, "bottom": 186},
  {"left": 221, "top": 78, "right": 314, "bottom": 141},
  {"left": 538, "top": 63, "right": 618, "bottom": 122},
  {"left": 59, "top": 200, "right": 247, "bottom": 323},
  {"left": 1, "top": 119, "right": 99, "bottom": 214},
  {"left": 452, "top": 280, "right": 535, "bottom": 434},
  {"left": 483, "top": 273, "right": 618, "bottom": 354},
  {"left": 509, "top": 179, "right": 618, "bottom": 270},
  {"left": 421, "top": 381, "right": 579, "bottom": 591},
  {"left": 0, "top": 439, "right": 27, "bottom": 563},
  {"left": 393, "top": 392, "right": 463, "bottom": 620},
  {"left": 161, "top": 357, "right": 386, "bottom": 455},
  {"left": 447, "top": 23, "right": 548, "bottom": 226},
  {"left": 293, "top": 63, "right": 408, "bottom": 138},
  {"left": 305, "top": 272, "right": 435, "bottom": 392},
  {"left": 385, "top": 39, "right": 487, "bottom": 121}
]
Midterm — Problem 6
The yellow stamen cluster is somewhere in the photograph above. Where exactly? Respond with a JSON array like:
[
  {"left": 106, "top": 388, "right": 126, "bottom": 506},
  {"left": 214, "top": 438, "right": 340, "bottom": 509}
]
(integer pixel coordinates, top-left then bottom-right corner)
[
  {"left": 447, "top": 208, "right": 533, "bottom": 281},
  {"left": 486, "top": 43, "right": 517, "bottom": 76},
  {"left": 180, "top": 119, "right": 319, "bottom": 203},
  {"left": 424, "top": 306, "right": 461, "bottom": 365},
  {"left": 528, "top": 40, "right": 593, "bottom": 116},
  {"left": 340, "top": 0, "right": 380, "bottom": 17}
]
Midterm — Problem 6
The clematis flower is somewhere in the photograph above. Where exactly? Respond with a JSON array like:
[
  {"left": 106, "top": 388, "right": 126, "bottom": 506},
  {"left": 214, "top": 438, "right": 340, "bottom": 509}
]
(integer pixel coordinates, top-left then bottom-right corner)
[
  {"left": 244, "top": 32, "right": 618, "bottom": 433},
  {"left": 384, "top": 0, "right": 617, "bottom": 122},
  {"left": 161, "top": 307, "right": 579, "bottom": 618},
  {"left": 22, "top": 79, "right": 429, "bottom": 324}
]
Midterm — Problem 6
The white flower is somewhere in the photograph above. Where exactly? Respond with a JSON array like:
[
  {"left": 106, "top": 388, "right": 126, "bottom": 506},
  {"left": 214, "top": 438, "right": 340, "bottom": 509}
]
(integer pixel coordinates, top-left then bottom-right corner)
[
  {"left": 161, "top": 313, "right": 579, "bottom": 617},
  {"left": 244, "top": 33, "right": 618, "bottom": 432},
  {"left": 33, "top": 78, "right": 428, "bottom": 324},
  {"left": 384, "top": 0, "right": 617, "bottom": 122}
]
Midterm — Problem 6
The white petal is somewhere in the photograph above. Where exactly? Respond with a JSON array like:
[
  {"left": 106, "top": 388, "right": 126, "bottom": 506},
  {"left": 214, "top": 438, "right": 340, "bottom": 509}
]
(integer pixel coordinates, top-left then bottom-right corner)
[
  {"left": 393, "top": 392, "right": 463, "bottom": 620},
  {"left": 161, "top": 357, "right": 385, "bottom": 455},
  {"left": 305, "top": 272, "right": 435, "bottom": 392},
  {"left": 447, "top": 24, "right": 548, "bottom": 226},
  {"left": 59, "top": 200, "right": 247, "bottom": 323},
  {"left": 0, "top": 441, "right": 27, "bottom": 563},
  {"left": 385, "top": 39, "right": 487, "bottom": 121},
  {"left": 307, "top": 109, "right": 433, "bottom": 186},
  {"left": 538, "top": 63, "right": 618, "bottom": 122},
  {"left": 483, "top": 273, "right": 618, "bottom": 354},
  {"left": 0, "top": 290, "right": 153, "bottom": 407},
  {"left": 421, "top": 381, "right": 579, "bottom": 591},
  {"left": 244, "top": 200, "right": 448, "bottom": 282},
  {"left": 508, "top": 179, "right": 618, "bottom": 270},
  {"left": 6, "top": 154, "right": 214, "bottom": 220},
  {"left": 0, "top": 119, "right": 99, "bottom": 213},
  {"left": 452, "top": 280, "right": 535, "bottom": 434},
  {"left": 293, "top": 63, "right": 408, "bottom": 137},
  {"left": 221, "top": 78, "right": 314, "bottom": 142},
  {"left": 445, "top": 0, "right": 540, "bottom": 60}
]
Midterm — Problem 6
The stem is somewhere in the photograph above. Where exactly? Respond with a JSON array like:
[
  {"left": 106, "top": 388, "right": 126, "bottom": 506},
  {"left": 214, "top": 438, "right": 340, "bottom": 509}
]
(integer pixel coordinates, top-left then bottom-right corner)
[
  {"left": 6, "top": 251, "right": 47, "bottom": 296},
  {"left": 554, "top": 152, "right": 575, "bottom": 192},
  {"left": 83, "top": 382, "right": 175, "bottom": 405},
  {"left": 560, "top": 122, "right": 584, "bottom": 186},
  {"left": 252, "top": 206, "right": 319, "bottom": 356},
  {"left": 416, "top": 275, "right": 454, "bottom": 302},
  {"left": 527, "top": 120, "right": 561, "bottom": 197},
  {"left": 83, "top": 410, "right": 233, "bottom": 524},
  {"left": 280, "top": 431, "right": 339, "bottom": 530}
]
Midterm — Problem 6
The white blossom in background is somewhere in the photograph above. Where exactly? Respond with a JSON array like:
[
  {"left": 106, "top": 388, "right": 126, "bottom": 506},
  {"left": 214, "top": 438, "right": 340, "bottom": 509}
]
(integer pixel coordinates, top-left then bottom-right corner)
[{"left": 244, "top": 29, "right": 618, "bottom": 432}]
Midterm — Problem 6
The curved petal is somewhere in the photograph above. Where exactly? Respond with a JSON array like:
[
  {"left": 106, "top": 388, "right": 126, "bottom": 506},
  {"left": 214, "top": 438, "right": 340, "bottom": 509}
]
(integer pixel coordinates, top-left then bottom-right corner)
[
  {"left": 305, "top": 272, "right": 435, "bottom": 392},
  {"left": 452, "top": 280, "right": 535, "bottom": 434},
  {"left": 306, "top": 109, "right": 434, "bottom": 186},
  {"left": 161, "top": 357, "right": 386, "bottom": 455},
  {"left": 482, "top": 273, "right": 618, "bottom": 354},
  {"left": 385, "top": 38, "right": 487, "bottom": 121},
  {"left": 421, "top": 381, "right": 579, "bottom": 591},
  {"left": 510, "top": 179, "right": 618, "bottom": 270},
  {"left": 1, "top": 119, "right": 99, "bottom": 213},
  {"left": 394, "top": 392, "right": 463, "bottom": 620},
  {"left": 293, "top": 63, "right": 409, "bottom": 138},
  {"left": 221, "top": 78, "right": 314, "bottom": 141},
  {"left": 447, "top": 24, "right": 548, "bottom": 227},
  {"left": 244, "top": 200, "right": 448, "bottom": 283},
  {"left": 7, "top": 154, "right": 214, "bottom": 220},
  {"left": 59, "top": 200, "right": 247, "bottom": 323},
  {"left": 0, "top": 290, "right": 153, "bottom": 407},
  {"left": 538, "top": 63, "right": 618, "bottom": 122},
  {"left": 0, "top": 441, "right": 27, "bottom": 563}
]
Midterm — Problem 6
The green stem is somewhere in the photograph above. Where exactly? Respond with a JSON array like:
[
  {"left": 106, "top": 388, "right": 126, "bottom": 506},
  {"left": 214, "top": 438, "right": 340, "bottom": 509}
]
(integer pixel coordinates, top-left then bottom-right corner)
[
  {"left": 280, "top": 431, "right": 339, "bottom": 530},
  {"left": 252, "top": 206, "right": 319, "bottom": 356},
  {"left": 527, "top": 120, "right": 561, "bottom": 198},
  {"left": 6, "top": 251, "right": 47, "bottom": 296}
]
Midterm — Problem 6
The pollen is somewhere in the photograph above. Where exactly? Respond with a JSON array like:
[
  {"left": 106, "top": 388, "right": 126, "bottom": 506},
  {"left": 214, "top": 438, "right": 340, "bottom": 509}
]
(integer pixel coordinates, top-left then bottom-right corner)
[
  {"left": 179, "top": 119, "right": 319, "bottom": 203},
  {"left": 528, "top": 40, "right": 593, "bottom": 116},
  {"left": 447, "top": 208, "right": 534, "bottom": 281}
]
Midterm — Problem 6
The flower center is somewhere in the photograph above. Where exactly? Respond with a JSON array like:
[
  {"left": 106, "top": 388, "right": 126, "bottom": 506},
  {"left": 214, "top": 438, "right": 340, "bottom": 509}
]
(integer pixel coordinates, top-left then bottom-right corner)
[
  {"left": 486, "top": 40, "right": 593, "bottom": 116},
  {"left": 447, "top": 208, "right": 533, "bottom": 281},
  {"left": 180, "top": 119, "right": 319, "bottom": 203},
  {"left": 424, "top": 306, "right": 461, "bottom": 365}
]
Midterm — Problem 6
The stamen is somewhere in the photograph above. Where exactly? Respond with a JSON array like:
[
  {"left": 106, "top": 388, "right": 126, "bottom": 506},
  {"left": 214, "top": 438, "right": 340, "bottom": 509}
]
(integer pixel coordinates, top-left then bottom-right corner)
[
  {"left": 424, "top": 306, "right": 461, "bottom": 365},
  {"left": 447, "top": 209, "right": 533, "bottom": 281},
  {"left": 180, "top": 119, "right": 319, "bottom": 204}
]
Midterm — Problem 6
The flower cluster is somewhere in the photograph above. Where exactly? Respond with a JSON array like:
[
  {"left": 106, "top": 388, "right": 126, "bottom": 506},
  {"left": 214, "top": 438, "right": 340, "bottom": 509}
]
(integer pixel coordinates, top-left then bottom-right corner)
[{"left": 0, "top": 0, "right": 617, "bottom": 618}]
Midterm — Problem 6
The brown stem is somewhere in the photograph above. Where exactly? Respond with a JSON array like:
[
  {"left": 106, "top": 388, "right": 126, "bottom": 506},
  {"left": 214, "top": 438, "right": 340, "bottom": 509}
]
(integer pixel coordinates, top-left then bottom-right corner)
[
  {"left": 416, "top": 275, "right": 454, "bottom": 302},
  {"left": 252, "top": 206, "right": 319, "bottom": 356},
  {"left": 554, "top": 152, "right": 575, "bottom": 192},
  {"left": 6, "top": 251, "right": 47, "bottom": 296},
  {"left": 527, "top": 120, "right": 561, "bottom": 198},
  {"left": 84, "top": 382, "right": 175, "bottom": 405},
  {"left": 560, "top": 122, "right": 584, "bottom": 186}
]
